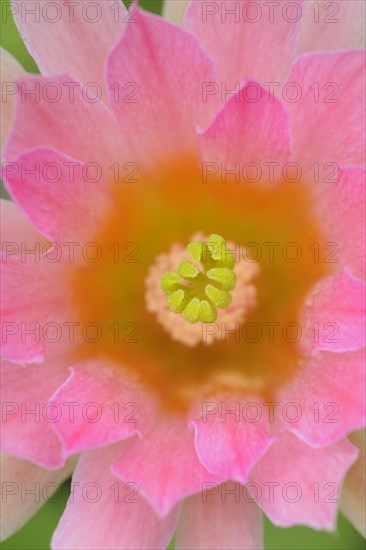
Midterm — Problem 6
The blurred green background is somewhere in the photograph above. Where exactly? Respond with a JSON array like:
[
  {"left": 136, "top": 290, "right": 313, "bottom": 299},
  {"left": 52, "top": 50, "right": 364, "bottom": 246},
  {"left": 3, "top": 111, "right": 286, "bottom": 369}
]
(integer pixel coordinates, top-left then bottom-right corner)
[{"left": 0, "top": 0, "right": 365, "bottom": 548}]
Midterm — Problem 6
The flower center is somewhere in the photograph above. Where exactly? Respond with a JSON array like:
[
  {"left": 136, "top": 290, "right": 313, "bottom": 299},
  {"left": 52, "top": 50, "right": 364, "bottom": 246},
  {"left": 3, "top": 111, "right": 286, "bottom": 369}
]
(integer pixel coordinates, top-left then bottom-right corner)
[
  {"left": 68, "top": 154, "right": 332, "bottom": 411},
  {"left": 162, "top": 234, "right": 237, "bottom": 323},
  {"left": 146, "top": 233, "right": 259, "bottom": 347}
]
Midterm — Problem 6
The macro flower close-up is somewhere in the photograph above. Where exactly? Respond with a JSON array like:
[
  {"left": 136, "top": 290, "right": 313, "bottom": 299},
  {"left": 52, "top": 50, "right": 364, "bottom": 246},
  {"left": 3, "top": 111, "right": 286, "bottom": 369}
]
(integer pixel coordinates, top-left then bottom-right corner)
[{"left": 0, "top": 1, "right": 365, "bottom": 549}]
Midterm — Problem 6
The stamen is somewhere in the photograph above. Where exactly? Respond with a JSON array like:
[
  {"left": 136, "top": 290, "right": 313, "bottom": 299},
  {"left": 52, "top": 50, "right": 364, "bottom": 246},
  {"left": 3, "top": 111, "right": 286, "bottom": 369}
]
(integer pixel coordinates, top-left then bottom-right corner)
[
  {"left": 145, "top": 233, "right": 259, "bottom": 347},
  {"left": 160, "top": 235, "right": 237, "bottom": 324}
]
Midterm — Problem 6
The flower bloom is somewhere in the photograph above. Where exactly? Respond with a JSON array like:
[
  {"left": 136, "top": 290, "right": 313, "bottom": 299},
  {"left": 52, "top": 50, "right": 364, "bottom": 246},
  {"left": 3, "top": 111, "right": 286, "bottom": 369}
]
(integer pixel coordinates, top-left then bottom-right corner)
[{"left": 1, "top": 1, "right": 365, "bottom": 548}]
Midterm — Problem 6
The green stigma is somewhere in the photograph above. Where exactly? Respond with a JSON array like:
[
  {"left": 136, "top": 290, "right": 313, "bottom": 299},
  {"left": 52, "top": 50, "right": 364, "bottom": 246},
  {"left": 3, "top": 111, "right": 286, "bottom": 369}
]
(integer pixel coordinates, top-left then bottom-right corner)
[{"left": 161, "top": 234, "right": 237, "bottom": 324}]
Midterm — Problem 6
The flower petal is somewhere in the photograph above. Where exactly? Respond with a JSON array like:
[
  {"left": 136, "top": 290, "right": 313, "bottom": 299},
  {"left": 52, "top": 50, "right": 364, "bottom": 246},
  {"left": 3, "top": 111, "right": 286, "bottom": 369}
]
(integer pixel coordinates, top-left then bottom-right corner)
[
  {"left": 0, "top": 48, "right": 24, "bottom": 154},
  {"left": 51, "top": 443, "right": 179, "bottom": 550},
  {"left": 106, "top": 8, "right": 216, "bottom": 161},
  {"left": 249, "top": 433, "right": 358, "bottom": 530},
  {"left": 112, "top": 418, "right": 224, "bottom": 517},
  {"left": 300, "top": 271, "right": 366, "bottom": 353},
  {"left": 184, "top": 0, "right": 300, "bottom": 86},
  {"left": 286, "top": 51, "right": 365, "bottom": 167},
  {"left": 0, "top": 198, "right": 48, "bottom": 250},
  {"left": 0, "top": 254, "right": 70, "bottom": 363},
  {"left": 190, "top": 394, "right": 274, "bottom": 484},
  {"left": 163, "top": 0, "right": 189, "bottom": 25},
  {"left": 0, "top": 359, "right": 69, "bottom": 468},
  {"left": 3, "top": 148, "right": 107, "bottom": 243},
  {"left": 4, "top": 74, "right": 127, "bottom": 165},
  {"left": 49, "top": 361, "right": 155, "bottom": 457},
  {"left": 11, "top": 0, "right": 126, "bottom": 92},
  {"left": 199, "top": 82, "right": 291, "bottom": 174},
  {"left": 296, "top": 0, "right": 365, "bottom": 55},
  {"left": 0, "top": 454, "right": 75, "bottom": 542},
  {"left": 278, "top": 349, "right": 366, "bottom": 447},
  {"left": 341, "top": 430, "right": 366, "bottom": 537},
  {"left": 316, "top": 166, "right": 366, "bottom": 279},
  {"left": 175, "top": 481, "right": 263, "bottom": 550}
]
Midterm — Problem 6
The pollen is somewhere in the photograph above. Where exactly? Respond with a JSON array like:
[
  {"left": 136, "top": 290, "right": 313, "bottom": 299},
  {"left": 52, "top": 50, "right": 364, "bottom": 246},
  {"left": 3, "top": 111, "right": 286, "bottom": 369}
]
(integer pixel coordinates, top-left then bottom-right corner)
[{"left": 145, "top": 233, "right": 259, "bottom": 347}]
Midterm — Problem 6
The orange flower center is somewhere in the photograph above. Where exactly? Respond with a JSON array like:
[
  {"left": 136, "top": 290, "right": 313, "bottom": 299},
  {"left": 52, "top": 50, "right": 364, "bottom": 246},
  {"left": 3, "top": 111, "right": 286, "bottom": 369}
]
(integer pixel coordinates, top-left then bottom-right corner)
[{"left": 68, "top": 155, "right": 331, "bottom": 411}]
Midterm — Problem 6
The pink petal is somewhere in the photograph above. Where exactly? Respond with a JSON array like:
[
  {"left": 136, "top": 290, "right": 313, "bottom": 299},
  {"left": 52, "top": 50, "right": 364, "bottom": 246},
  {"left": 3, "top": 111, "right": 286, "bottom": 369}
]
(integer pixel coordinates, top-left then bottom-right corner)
[
  {"left": 185, "top": 0, "right": 300, "bottom": 86},
  {"left": 300, "top": 271, "right": 365, "bottom": 353},
  {"left": 106, "top": 8, "right": 216, "bottom": 161},
  {"left": 51, "top": 443, "right": 179, "bottom": 550},
  {"left": 296, "top": 1, "right": 365, "bottom": 55},
  {"left": 175, "top": 481, "right": 263, "bottom": 550},
  {"left": 341, "top": 430, "right": 366, "bottom": 537},
  {"left": 0, "top": 254, "right": 70, "bottom": 363},
  {"left": 199, "top": 82, "right": 291, "bottom": 174},
  {"left": 278, "top": 349, "right": 366, "bottom": 447},
  {"left": 0, "top": 359, "right": 69, "bottom": 468},
  {"left": 0, "top": 48, "right": 24, "bottom": 154},
  {"left": 0, "top": 199, "right": 48, "bottom": 250},
  {"left": 316, "top": 166, "right": 366, "bottom": 279},
  {"left": 249, "top": 432, "right": 359, "bottom": 530},
  {"left": 190, "top": 394, "right": 274, "bottom": 484},
  {"left": 12, "top": 0, "right": 126, "bottom": 93},
  {"left": 4, "top": 74, "right": 127, "bottom": 165},
  {"left": 112, "top": 418, "right": 224, "bottom": 517},
  {"left": 0, "top": 454, "right": 75, "bottom": 542},
  {"left": 50, "top": 361, "right": 155, "bottom": 457},
  {"left": 3, "top": 148, "right": 107, "bottom": 243},
  {"left": 286, "top": 51, "right": 365, "bottom": 167}
]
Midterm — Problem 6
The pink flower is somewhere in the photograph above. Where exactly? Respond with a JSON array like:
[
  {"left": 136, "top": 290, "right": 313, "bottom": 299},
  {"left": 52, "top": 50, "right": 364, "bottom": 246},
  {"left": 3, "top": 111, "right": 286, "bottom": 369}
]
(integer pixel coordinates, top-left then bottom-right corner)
[{"left": 1, "top": 1, "right": 365, "bottom": 548}]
